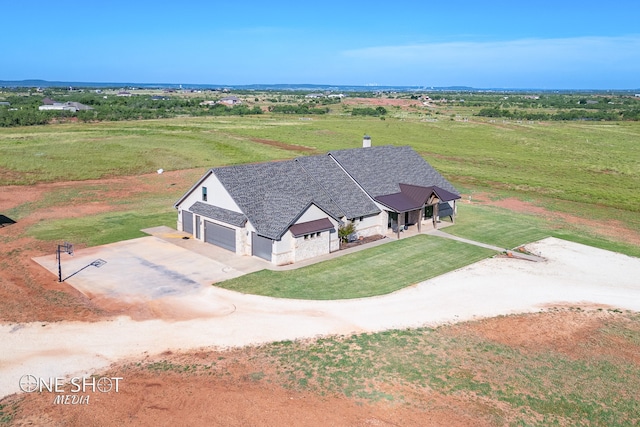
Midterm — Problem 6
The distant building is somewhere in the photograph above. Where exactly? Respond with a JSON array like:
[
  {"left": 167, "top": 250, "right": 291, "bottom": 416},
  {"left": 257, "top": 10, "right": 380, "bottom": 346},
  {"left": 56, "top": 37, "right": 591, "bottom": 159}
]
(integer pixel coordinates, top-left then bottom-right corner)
[
  {"left": 38, "top": 100, "right": 93, "bottom": 112},
  {"left": 218, "top": 96, "right": 241, "bottom": 106},
  {"left": 117, "top": 91, "right": 132, "bottom": 97}
]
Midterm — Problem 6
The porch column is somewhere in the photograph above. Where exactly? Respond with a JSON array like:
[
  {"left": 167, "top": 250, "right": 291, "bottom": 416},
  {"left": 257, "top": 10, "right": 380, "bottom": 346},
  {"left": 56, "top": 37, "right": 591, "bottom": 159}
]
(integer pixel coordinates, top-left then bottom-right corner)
[
  {"left": 433, "top": 203, "right": 439, "bottom": 229},
  {"left": 452, "top": 200, "right": 456, "bottom": 224},
  {"left": 417, "top": 208, "right": 422, "bottom": 233}
]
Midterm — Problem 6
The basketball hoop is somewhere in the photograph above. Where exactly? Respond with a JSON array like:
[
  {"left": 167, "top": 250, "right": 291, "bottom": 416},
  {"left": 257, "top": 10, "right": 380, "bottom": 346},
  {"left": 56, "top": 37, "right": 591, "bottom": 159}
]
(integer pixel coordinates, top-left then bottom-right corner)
[{"left": 56, "top": 242, "right": 74, "bottom": 282}]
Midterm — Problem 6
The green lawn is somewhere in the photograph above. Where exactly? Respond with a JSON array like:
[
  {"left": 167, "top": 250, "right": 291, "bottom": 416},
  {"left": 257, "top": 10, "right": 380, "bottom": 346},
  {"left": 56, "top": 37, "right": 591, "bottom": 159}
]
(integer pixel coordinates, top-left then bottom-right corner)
[
  {"left": 26, "top": 209, "right": 177, "bottom": 247},
  {"left": 445, "top": 203, "right": 550, "bottom": 249},
  {"left": 217, "top": 235, "right": 495, "bottom": 299}
]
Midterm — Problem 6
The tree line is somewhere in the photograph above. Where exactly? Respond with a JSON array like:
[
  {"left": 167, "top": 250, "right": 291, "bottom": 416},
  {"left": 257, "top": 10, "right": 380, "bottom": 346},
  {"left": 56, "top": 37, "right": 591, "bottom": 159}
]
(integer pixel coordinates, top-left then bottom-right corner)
[
  {"left": 0, "top": 94, "right": 262, "bottom": 127},
  {"left": 475, "top": 107, "right": 640, "bottom": 121}
]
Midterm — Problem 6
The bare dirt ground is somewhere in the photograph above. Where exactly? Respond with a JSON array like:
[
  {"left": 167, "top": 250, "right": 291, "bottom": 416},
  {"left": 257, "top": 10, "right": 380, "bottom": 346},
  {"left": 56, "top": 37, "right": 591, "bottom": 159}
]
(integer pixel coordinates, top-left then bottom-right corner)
[
  {"left": 343, "top": 97, "right": 422, "bottom": 108},
  {"left": 250, "top": 138, "right": 318, "bottom": 153},
  {"left": 4, "top": 308, "right": 637, "bottom": 427}
]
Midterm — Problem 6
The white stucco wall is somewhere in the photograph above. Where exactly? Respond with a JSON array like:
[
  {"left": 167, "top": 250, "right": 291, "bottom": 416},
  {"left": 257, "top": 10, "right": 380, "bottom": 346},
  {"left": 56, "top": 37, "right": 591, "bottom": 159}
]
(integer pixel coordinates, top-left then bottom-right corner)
[
  {"left": 272, "top": 234, "right": 294, "bottom": 265},
  {"left": 176, "top": 171, "right": 243, "bottom": 232},
  {"left": 295, "top": 204, "right": 331, "bottom": 224}
]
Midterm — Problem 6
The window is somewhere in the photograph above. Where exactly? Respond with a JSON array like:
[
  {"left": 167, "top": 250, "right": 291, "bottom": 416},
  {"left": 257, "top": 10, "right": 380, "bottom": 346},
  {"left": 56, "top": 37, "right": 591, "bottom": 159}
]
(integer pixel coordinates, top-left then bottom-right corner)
[
  {"left": 304, "top": 234, "right": 309, "bottom": 240},
  {"left": 202, "top": 187, "right": 207, "bottom": 202},
  {"left": 316, "top": 232, "right": 321, "bottom": 237},
  {"left": 359, "top": 216, "right": 364, "bottom": 222}
]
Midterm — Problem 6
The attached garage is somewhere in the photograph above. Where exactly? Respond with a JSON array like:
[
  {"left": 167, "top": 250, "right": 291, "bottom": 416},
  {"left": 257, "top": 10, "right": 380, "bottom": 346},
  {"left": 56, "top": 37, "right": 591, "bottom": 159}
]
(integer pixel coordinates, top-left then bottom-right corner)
[
  {"left": 182, "top": 211, "right": 194, "bottom": 235},
  {"left": 204, "top": 221, "right": 236, "bottom": 252},
  {"left": 252, "top": 232, "right": 272, "bottom": 261}
]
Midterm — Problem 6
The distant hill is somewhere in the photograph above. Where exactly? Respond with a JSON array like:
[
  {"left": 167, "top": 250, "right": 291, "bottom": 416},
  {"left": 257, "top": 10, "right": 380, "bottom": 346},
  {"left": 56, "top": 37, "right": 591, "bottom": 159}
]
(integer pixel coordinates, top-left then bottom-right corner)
[{"left": 1, "top": 80, "right": 638, "bottom": 93}]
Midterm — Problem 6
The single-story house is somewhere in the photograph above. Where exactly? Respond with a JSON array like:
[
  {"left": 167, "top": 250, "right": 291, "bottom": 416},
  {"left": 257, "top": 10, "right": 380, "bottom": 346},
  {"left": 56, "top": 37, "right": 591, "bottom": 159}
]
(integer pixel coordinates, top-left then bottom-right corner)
[
  {"left": 174, "top": 140, "right": 460, "bottom": 265},
  {"left": 219, "top": 96, "right": 241, "bottom": 105},
  {"left": 38, "top": 101, "right": 93, "bottom": 112}
]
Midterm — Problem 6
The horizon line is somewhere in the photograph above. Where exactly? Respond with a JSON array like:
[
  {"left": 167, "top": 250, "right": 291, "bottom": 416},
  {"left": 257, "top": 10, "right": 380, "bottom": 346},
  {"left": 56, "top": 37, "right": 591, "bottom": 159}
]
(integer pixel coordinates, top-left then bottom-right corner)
[{"left": 1, "top": 79, "right": 639, "bottom": 92}]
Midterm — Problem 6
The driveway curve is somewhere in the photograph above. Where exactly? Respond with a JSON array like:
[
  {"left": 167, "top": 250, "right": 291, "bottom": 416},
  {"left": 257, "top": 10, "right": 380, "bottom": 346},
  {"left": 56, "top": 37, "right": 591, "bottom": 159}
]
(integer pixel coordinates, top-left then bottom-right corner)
[{"left": 2, "top": 237, "right": 639, "bottom": 398}]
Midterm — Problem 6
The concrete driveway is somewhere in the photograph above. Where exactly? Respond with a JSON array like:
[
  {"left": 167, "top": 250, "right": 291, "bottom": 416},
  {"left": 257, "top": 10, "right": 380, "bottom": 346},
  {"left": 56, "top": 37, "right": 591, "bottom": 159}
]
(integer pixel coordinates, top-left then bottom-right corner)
[{"left": 33, "top": 229, "right": 267, "bottom": 301}]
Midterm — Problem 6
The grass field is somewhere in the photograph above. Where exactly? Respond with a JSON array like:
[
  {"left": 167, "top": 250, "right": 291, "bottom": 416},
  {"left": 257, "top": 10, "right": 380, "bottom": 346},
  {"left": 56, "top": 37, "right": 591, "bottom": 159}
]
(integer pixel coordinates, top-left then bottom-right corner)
[{"left": 1, "top": 115, "right": 639, "bottom": 215}]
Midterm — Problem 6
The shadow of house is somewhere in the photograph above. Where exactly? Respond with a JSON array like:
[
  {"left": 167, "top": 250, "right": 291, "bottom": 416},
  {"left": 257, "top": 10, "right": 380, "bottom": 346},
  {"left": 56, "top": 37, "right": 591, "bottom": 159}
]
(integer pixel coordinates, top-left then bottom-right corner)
[{"left": 0, "top": 215, "right": 16, "bottom": 227}]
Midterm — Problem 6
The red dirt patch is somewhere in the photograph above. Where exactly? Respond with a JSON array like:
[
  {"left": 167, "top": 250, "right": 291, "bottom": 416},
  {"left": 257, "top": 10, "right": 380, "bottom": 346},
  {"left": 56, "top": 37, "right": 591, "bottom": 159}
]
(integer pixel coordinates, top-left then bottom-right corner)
[
  {"left": 250, "top": 138, "right": 317, "bottom": 153},
  {"left": 459, "top": 307, "right": 640, "bottom": 365},
  {"left": 0, "top": 169, "right": 204, "bottom": 323},
  {"left": 343, "top": 97, "right": 422, "bottom": 108},
  {"left": 6, "top": 349, "right": 492, "bottom": 427}
]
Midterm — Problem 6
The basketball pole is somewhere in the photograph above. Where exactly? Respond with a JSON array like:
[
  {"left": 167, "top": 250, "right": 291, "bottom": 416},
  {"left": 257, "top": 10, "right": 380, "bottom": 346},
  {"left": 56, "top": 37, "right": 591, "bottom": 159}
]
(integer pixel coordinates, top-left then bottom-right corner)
[{"left": 57, "top": 242, "right": 73, "bottom": 282}]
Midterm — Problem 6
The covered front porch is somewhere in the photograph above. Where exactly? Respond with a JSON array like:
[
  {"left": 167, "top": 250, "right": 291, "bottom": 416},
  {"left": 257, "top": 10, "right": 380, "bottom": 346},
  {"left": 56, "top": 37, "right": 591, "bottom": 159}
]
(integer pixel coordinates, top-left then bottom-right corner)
[{"left": 375, "top": 184, "right": 460, "bottom": 240}]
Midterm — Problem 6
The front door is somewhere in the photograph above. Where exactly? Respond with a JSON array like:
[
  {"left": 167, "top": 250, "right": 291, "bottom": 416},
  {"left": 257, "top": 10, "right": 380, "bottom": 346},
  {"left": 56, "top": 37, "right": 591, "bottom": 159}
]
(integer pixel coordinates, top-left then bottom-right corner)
[
  {"left": 387, "top": 211, "right": 398, "bottom": 231},
  {"left": 424, "top": 205, "right": 434, "bottom": 219}
]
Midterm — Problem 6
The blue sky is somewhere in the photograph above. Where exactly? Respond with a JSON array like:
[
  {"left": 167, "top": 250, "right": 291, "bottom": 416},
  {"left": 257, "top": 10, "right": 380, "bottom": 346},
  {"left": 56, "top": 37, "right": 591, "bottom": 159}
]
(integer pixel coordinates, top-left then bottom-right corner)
[{"left": 3, "top": 1, "right": 639, "bottom": 88}]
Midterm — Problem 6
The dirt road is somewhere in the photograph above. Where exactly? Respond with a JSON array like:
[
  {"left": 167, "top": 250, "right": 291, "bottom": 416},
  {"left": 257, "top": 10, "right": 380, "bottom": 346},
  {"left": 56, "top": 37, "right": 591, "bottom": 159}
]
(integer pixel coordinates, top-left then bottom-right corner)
[{"left": 2, "top": 237, "right": 639, "bottom": 398}]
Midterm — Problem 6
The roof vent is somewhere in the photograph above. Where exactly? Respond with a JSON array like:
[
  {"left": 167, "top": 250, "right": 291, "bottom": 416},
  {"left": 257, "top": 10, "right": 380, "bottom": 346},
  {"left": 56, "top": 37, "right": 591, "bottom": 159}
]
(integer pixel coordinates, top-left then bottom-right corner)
[{"left": 362, "top": 134, "right": 371, "bottom": 148}]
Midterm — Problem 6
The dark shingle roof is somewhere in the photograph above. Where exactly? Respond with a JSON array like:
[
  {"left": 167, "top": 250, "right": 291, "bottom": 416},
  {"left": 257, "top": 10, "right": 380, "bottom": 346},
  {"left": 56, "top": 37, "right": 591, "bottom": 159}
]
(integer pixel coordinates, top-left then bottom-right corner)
[
  {"left": 177, "top": 145, "right": 458, "bottom": 240},
  {"left": 296, "top": 155, "right": 380, "bottom": 219},
  {"left": 213, "top": 160, "right": 341, "bottom": 240},
  {"left": 329, "top": 146, "right": 459, "bottom": 198},
  {"left": 189, "top": 201, "right": 247, "bottom": 227}
]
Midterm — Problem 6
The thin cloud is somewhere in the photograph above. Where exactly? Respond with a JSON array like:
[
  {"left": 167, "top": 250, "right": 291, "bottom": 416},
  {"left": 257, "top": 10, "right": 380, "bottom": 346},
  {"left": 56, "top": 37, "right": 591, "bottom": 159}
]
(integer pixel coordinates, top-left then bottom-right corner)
[
  {"left": 343, "top": 35, "right": 640, "bottom": 69},
  {"left": 340, "top": 35, "right": 640, "bottom": 87}
]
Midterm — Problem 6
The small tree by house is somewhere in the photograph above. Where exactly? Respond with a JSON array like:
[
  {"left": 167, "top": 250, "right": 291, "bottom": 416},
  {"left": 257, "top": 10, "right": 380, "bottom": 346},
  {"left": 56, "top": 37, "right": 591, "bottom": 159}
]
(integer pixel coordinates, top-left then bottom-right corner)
[{"left": 338, "top": 221, "right": 356, "bottom": 245}]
